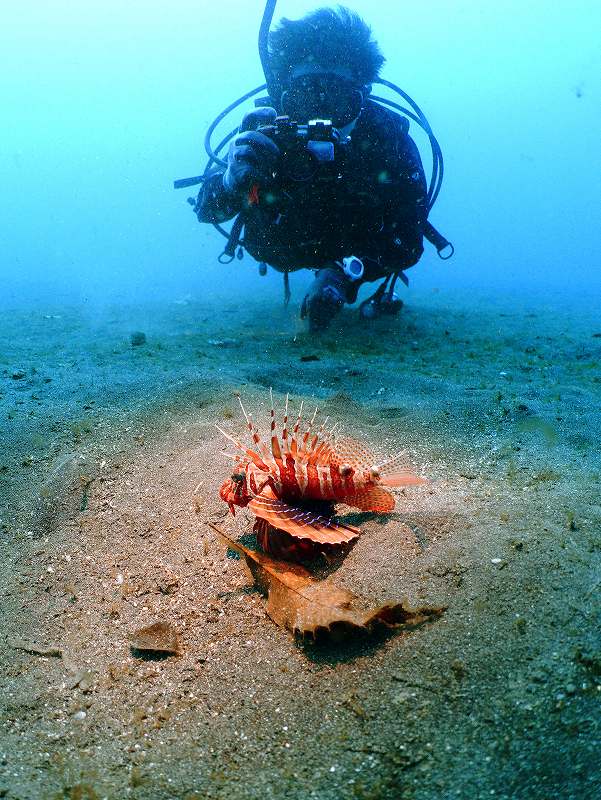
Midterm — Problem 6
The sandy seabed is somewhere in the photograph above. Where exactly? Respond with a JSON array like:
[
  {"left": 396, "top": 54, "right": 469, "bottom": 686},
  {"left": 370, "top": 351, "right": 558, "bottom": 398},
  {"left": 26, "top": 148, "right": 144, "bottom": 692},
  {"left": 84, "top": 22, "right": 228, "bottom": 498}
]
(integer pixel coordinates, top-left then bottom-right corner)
[{"left": 0, "top": 285, "right": 600, "bottom": 799}]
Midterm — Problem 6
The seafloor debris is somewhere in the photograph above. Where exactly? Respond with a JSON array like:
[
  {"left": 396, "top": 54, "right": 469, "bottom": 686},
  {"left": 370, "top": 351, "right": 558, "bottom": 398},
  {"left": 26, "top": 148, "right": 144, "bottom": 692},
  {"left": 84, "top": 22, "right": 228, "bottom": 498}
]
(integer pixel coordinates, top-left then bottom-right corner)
[
  {"left": 207, "top": 338, "right": 238, "bottom": 348},
  {"left": 39, "top": 452, "right": 88, "bottom": 505},
  {"left": 130, "top": 331, "right": 146, "bottom": 347},
  {"left": 67, "top": 669, "right": 94, "bottom": 691},
  {"left": 10, "top": 640, "right": 63, "bottom": 658},
  {"left": 209, "top": 523, "right": 445, "bottom": 639},
  {"left": 129, "top": 622, "right": 181, "bottom": 655},
  {"left": 515, "top": 416, "right": 558, "bottom": 446}
]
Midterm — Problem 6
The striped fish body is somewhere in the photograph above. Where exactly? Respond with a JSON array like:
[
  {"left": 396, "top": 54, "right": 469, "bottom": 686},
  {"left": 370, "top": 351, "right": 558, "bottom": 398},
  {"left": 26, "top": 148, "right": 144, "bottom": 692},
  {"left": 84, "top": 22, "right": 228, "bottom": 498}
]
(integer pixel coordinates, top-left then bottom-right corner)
[
  {"left": 221, "top": 459, "right": 362, "bottom": 510},
  {"left": 259, "top": 457, "right": 365, "bottom": 503},
  {"left": 216, "top": 393, "right": 426, "bottom": 560}
]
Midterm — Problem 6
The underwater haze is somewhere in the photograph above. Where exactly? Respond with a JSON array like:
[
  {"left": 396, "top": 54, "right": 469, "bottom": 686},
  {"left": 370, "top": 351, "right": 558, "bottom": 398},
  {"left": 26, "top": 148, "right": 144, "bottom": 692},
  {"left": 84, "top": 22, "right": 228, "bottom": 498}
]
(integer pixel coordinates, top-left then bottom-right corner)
[
  {"left": 2, "top": 3, "right": 601, "bottom": 800},
  {"left": 2, "top": 0, "right": 600, "bottom": 308}
]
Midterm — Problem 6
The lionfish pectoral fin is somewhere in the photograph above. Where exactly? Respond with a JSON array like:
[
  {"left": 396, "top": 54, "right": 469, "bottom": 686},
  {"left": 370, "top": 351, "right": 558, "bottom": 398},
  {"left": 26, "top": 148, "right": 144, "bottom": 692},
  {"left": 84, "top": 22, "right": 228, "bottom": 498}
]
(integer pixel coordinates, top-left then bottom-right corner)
[
  {"left": 343, "top": 486, "right": 396, "bottom": 513},
  {"left": 248, "top": 496, "right": 360, "bottom": 545},
  {"left": 379, "top": 471, "right": 428, "bottom": 488}
]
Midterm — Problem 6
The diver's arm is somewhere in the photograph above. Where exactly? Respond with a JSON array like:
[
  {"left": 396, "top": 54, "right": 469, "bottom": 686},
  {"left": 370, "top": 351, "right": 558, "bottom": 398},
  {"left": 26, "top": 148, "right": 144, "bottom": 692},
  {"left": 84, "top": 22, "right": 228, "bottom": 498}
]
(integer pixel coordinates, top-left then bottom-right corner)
[
  {"left": 195, "top": 123, "right": 280, "bottom": 225},
  {"left": 195, "top": 171, "right": 241, "bottom": 224}
]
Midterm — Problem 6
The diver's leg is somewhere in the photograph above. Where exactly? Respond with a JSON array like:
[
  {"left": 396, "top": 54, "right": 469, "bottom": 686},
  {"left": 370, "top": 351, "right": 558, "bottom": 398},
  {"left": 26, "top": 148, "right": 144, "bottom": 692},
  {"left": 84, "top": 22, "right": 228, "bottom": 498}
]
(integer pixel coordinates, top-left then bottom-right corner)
[
  {"left": 300, "top": 266, "right": 353, "bottom": 332},
  {"left": 359, "top": 290, "right": 403, "bottom": 319}
]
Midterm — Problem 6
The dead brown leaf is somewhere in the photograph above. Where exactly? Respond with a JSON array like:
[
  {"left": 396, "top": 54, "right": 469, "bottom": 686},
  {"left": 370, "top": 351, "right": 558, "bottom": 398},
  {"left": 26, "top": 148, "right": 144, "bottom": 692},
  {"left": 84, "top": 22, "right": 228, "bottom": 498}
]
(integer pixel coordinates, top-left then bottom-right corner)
[{"left": 208, "top": 523, "right": 446, "bottom": 639}]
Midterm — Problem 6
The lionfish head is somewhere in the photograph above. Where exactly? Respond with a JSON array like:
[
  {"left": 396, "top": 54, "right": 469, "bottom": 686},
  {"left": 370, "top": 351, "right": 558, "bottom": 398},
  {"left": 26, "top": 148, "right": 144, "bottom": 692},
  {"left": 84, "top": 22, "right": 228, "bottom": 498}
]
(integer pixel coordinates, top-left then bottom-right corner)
[{"left": 219, "top": 468, "right": 249, "bottom": 514}]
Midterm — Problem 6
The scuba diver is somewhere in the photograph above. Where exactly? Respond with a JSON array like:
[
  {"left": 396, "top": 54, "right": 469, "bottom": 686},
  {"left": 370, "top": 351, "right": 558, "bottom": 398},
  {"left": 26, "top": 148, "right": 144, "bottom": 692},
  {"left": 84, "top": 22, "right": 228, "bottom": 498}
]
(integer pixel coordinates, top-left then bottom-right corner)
[{"left": 191, "top": 6, "right": 451, "bottom": 332}]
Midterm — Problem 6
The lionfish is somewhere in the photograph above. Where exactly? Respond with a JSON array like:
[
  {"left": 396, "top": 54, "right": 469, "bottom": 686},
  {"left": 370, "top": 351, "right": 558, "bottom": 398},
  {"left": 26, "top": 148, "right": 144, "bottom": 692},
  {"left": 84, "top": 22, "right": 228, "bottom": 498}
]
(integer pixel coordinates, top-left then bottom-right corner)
[{"left": 217, "top": 392, "right": 426, "bottom": 561}]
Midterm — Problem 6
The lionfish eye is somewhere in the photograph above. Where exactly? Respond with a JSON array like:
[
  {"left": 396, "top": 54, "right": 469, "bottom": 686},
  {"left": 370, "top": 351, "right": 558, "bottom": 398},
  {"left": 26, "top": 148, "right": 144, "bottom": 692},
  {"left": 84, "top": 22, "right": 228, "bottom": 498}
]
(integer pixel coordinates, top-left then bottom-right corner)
[{"left": 231, "top": 473, "right": 245, "bottom": 484}]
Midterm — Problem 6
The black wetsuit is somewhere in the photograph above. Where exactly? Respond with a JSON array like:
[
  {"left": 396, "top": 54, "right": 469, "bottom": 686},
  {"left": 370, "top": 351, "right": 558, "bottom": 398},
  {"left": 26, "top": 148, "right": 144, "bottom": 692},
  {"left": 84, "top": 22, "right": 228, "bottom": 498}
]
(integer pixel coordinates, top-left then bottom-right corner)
[{"left": 196, "top": 100, "right": 428, "bottom": 283}]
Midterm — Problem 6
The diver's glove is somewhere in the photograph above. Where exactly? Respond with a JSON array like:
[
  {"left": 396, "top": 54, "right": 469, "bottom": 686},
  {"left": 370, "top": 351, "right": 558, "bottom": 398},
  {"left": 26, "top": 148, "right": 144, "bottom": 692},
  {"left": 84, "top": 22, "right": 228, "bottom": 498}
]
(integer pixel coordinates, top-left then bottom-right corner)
[{"left": 223, "top": 107, "right": 280, "bottom": 196}]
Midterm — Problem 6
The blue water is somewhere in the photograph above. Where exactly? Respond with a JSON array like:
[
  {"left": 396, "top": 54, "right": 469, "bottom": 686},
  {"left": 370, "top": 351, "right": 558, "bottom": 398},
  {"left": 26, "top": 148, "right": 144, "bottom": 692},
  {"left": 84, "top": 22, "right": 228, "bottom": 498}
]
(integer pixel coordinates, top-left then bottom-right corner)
[{"left": 2, "top": 0, "right": 600, "bottom": 311}]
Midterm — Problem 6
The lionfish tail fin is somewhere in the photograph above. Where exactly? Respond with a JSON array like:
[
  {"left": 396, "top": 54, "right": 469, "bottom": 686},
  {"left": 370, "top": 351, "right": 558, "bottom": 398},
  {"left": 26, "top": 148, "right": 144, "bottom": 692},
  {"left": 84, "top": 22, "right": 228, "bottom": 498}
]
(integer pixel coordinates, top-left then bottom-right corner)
[
  {"left": 375, "top": 451, "right": 428, "bottom": 487},
  {"left": 379, "top": 471, "right": 428, "bottom": 487}
]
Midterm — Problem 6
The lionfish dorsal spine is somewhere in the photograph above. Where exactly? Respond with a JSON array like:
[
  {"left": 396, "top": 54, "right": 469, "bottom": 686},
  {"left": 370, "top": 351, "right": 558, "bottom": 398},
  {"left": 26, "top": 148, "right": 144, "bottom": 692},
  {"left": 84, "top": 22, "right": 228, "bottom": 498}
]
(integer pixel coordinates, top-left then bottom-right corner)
[
  {"left": 289, "top": 399, "right": 304, "bottom": 456},
  {"left": 237, "top": 396, "right": 273, "bottom": 465},
  {"left": 219, "top": 450, "right": 243, "bottom": 460},
  {"left": 281, "top": 393, "right": 291, "bottom": 454},
  {"left": 268, "top": 388, "right": 283, "bottom": 462},
  {"left": 214, "top": 424, "right": 270, "bottom": 472},
  {"left": 300, "top": 405, "right": 319, "bottom": 454},
  {"left": 312, "top": 416, "right": 329, "bottom": 455},
  {"left": 318, "top": 420, "right": 340, "bottom": 461}
]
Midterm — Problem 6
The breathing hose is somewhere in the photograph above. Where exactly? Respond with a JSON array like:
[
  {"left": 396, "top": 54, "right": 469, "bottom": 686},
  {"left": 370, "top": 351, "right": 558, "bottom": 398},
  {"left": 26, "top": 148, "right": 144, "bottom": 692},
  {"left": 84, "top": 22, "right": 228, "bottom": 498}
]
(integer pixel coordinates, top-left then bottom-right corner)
[{"left": 258, "top": 0, "right": 277, "bottom": 96}]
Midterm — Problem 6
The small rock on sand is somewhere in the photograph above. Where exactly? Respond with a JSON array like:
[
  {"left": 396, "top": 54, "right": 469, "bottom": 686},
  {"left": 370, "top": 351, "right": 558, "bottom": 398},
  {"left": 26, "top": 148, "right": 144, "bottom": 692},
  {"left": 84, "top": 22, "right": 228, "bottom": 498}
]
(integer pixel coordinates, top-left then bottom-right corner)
[{"left": 129, "top": 622, "right": 181, "bottom": 655}]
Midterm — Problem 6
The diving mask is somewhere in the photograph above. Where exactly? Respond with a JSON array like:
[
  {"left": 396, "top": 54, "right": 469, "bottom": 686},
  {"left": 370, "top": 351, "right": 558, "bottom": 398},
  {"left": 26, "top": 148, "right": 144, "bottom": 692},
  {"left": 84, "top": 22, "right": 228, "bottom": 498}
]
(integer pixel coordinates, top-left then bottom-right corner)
[{"left": 281, "top": 72, "right": 364, "bottom": 128}]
